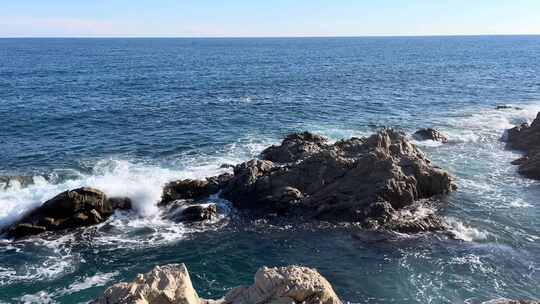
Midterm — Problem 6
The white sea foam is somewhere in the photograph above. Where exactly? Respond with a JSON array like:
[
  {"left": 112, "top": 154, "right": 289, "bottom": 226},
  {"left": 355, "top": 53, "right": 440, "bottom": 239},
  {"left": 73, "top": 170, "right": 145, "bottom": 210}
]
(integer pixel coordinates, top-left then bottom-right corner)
[
  {"left": 62, "top": 272, "right": 117, "bottom": 295},
  {"left": 444, "top": 217, "right": 488, "bottom": 242},
  {"left": 0, "top": 158, "right": 234, "bottom": 230},
  {"left": 18, "top": 291, "right": 55, "bottom": 304}
]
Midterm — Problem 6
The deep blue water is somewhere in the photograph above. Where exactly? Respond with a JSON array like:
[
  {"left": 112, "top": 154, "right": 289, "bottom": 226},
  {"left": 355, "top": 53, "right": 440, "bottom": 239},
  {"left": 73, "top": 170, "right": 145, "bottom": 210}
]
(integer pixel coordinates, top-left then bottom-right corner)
[{"left": 0, "top": 36, "right": 540, "bottom": 303}]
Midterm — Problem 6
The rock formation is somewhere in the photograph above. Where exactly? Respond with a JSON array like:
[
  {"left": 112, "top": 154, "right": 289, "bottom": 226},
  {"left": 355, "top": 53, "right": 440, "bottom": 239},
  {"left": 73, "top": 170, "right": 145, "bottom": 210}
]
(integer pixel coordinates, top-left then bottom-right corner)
[
  {"left": 93, "top": 263, "right": 342, "bottom": 304},
  {"left": 164, "top": 129, "right": 455, "bottom": 233},
  {"left": 505, "top": 112, "right": 540, "bottom": 180},
  {"left": 161, "top": 201, "right": 218, "bottom": 223},
  {"left": 4, "top": 187, "right": 131, "bottom": 238},
  {"left": 160, "top": 174, "right": 232, "bottom": 206},
  {"left": 93, "top": 263, "right": 201, "bottom": 304},
  {"left": 413, "top": 128, "right": 449, "bottom": 143}
]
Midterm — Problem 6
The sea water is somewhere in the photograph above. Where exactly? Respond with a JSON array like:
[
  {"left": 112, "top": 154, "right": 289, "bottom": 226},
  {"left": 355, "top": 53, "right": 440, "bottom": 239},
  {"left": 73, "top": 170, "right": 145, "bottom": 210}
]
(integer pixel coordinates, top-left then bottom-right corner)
[{"left": 0, "top": 36, "right": 539, "bottom": 303}]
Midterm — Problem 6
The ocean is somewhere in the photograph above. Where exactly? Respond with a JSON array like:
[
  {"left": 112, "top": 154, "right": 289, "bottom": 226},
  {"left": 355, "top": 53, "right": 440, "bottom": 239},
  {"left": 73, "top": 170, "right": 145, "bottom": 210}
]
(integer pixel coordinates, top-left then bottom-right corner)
[{"left": 0, "top": 36, "right": 539, "bottom": 303}]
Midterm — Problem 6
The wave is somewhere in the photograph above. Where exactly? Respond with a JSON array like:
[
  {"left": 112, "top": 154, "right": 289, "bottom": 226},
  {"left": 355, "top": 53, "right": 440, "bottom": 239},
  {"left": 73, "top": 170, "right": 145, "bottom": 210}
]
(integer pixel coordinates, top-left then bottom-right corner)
[
  {"left": 444, "top": 217, "right": 488, "bottom": 242},
  {"left": 0, "top": 132, "right": 275, "bottom": 231}
]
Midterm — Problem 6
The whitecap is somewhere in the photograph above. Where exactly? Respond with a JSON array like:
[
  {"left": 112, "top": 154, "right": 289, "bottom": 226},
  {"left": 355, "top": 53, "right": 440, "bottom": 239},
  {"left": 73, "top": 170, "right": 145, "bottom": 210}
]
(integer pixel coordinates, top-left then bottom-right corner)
[{"left": 444, "top": 217, "right": 488, "bottom": 242}]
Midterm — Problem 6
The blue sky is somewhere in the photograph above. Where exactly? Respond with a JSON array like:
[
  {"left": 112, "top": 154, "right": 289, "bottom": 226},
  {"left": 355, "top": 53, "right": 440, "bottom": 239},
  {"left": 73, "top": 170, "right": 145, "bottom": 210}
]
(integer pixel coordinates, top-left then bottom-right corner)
[{"left": 1, "top": 0, "right": 539, "bottom": 37}]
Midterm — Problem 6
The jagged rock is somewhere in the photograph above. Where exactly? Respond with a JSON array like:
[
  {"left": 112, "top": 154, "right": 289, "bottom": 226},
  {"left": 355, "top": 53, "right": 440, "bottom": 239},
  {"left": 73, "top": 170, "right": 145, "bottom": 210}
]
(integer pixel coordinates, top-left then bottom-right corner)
[
  {"left": 4, "top": 187, "right": 131, "bottom": 238},
  {"left": 413, "top": 128, "right": 448, "bottom": 143},
  {"left": 221, "top": 266, "right": 342, "bottom": 304},
  {"left": 93, "top": 264, "right": 342, "bottom": 304},
  {"left": 506, "top": 112, "right": 540, "bottom": 180},
  {"left": 220, "top": 129, "right": 454, "bottom": 231},
  {"left": 261, "top": 131, "right": 329, "bottom": 163},
  {"left": 158, "top": 130, "right": 454, "bottom": 233},
  {"left": 92, "top": 263, "right": 201, "bottom": 304},
  {"left": 160, "top": 173, "right": 232, "bottom": 206}
]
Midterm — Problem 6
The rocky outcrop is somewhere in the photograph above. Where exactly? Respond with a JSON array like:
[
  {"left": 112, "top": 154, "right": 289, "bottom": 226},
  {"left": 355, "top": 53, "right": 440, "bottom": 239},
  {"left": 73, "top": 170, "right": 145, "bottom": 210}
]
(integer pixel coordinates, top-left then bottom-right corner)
[
  {"left": 93, "top": 263, "right": 201, "bottom": 304},
  {"left": 4, "top": 187, "right": 131, "bottom": 238},
  {"left": 506, "top": 112, "right": 540, "bottom": 179},
  {"left": 93, "top": 263, "right": 342, "bottom": 304},
  {"left": 261, "top": 131, "right": 329, "bottom": 163},
  {"left": 413, "top": 128, "right": 448, "bottom": 143},
  {"left": 173, "top": 130, "right": 454, "bottom": 233},
  {"left": 160, "top": 174, "right": 232, "bottom": 206},
  {"left": 220, "top": 265, "right": 342, "bottom": 304}
]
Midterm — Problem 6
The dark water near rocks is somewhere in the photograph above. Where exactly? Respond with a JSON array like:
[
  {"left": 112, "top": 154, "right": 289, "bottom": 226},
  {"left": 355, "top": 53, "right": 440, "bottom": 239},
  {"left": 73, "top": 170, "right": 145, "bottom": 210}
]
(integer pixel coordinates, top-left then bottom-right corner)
[{"left": 1, "top": 36, "right": 540, "bottom": 303}]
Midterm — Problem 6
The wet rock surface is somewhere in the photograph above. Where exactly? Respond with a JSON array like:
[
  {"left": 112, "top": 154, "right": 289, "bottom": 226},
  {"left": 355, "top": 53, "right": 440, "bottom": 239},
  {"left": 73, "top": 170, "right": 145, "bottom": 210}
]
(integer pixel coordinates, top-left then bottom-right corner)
[
  {"left": 4, "top": 187, "right": 131, "bottom": 238},
  {"left": 160, "top": 174, "right": 232, "bottom": 205},
  {"left": 162, "top": 201, "right": 218, "bottom": 223},
  {"left": 413, "top": 128, "right": 449, "bottom": 143},
  {"left": 172, "top": 130, "right": 455, "bottom": 233},
  {"left": 93, "top": 263, "right": 342, "bottom": 304},
  {"left": 506, "top": 112, "right": 540, "bottom": 179}
]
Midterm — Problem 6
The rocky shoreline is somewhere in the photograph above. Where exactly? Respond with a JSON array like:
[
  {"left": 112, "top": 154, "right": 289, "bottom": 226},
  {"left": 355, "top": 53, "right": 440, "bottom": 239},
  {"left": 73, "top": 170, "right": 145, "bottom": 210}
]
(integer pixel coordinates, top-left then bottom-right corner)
[
  {"left": 2, "top": 128, "right": 456, "bottom": 238},
  {"left": 1, "top": 124, "right": 540, "bottom": 303}
]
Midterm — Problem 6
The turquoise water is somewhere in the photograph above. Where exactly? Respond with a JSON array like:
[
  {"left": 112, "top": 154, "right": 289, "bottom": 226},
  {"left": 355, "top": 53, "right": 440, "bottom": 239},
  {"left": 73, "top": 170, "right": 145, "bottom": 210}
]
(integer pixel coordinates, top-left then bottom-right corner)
[{"left": 0, "top": 36, "right": 539, "bottom": 303}]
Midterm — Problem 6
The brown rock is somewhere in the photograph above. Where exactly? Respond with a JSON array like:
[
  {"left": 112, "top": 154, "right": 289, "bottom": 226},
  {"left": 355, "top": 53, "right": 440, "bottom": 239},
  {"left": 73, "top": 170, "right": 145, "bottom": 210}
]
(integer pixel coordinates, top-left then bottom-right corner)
[{"left": 5, "top": 187, "right": 131, "bottom": 238}]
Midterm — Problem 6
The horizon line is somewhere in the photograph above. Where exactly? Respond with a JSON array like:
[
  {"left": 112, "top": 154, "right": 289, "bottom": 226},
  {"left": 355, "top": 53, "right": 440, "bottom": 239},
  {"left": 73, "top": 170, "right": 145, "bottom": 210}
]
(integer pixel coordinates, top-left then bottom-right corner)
[{"left": 1, "top": 33, "right": 540, "bottom": 39}]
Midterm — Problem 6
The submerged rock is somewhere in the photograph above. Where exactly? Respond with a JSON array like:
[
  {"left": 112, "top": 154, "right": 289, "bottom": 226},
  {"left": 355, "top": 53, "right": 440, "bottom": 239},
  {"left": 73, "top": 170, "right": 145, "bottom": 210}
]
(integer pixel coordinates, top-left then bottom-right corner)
[
  {"left": 180, "top": 129, "right": 455, "bottom": 233},
  {"left": 505, "top": 112, "right": 540, "bottom": 180},
  {"left": 413, "top": 128, "right": 448, "bottom": 143},
  {"left": 0, "top": 175, "right": 39, "bottom": 189},
  {"left": 5, "top": 187, "right": 131, "bottom": 238},
  {"left": 93, "top": 263, "right": 342, "bottom": 304},
  {"left": 495, "top": 105, "right": 523, "bottom": 110}
]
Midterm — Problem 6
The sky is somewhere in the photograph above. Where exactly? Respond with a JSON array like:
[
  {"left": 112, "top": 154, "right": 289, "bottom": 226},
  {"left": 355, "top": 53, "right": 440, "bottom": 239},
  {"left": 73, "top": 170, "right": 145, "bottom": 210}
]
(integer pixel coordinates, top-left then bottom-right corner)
[{"left": 1, "top": 0, "right": 539, "bottom": 37}]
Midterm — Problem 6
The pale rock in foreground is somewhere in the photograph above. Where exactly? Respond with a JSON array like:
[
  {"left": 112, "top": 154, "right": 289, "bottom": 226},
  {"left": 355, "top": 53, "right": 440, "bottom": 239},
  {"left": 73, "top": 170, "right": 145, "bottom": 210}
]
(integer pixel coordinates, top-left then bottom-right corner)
[
  {"left": 93, "top": 263, "right": 342, "bottom": 304},
  {"left": 93, "top": 263, "right": 201, "bottom": 304},
  {"left": 220, "top": 266, "right": 342, "bottom": 304}
]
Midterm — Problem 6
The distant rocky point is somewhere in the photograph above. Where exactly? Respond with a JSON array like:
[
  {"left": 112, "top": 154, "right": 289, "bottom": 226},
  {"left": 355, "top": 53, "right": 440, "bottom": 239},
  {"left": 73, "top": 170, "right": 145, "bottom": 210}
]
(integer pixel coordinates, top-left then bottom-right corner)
[
  {"left": 505, "top": 112, "right": 540, "bottom": 180},
  {"left": 92, "top": 263, "right": 342, "bottom": 304}
]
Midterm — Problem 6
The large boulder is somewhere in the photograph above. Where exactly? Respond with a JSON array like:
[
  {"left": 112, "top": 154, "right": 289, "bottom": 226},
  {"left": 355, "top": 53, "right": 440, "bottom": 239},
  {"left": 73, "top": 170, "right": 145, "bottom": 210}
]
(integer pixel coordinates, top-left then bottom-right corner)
[
  {"left": 219, "top": 129, "right": 455, "bottom": 231},
  {"left": 5, "top": 187, "right": 131, "bottom": 238},
  {"left": 506, "top": 112, "right": 540, "bottom": 179},
  {"left": 413, "top": 128, "right": 448, "bottom": 143},
  {"left": 92, "top": 263, "right": 201, "bottom": 304},
  {"left": 221, "top": 266, "right": 342, "bottom": 304},
  {"left": 93, "top": 264, "right": 342, "bottom": 304}
]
